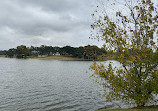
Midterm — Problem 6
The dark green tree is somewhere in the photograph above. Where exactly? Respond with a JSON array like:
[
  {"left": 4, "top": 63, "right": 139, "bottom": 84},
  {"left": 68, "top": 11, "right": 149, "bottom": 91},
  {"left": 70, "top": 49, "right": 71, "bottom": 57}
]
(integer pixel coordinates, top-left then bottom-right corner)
[
  {"left": 16, "top": 45, "right": 30, "bottom": 58},
  {"left": 6, "top": 48, "right": 17, "bottom": 57},
  {"left": 60, "top": 46, "right": 76, "bottom": 56},
  {"left": 84, "top": 45, "right": 106, "bottom": 60}
]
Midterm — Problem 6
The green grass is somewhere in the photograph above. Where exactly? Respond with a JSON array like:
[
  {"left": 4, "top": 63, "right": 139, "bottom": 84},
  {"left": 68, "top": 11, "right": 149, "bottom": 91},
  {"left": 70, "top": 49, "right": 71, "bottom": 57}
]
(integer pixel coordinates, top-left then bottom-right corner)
[{"left": 98, "top": 105, "right": 158, "bottom": 111}]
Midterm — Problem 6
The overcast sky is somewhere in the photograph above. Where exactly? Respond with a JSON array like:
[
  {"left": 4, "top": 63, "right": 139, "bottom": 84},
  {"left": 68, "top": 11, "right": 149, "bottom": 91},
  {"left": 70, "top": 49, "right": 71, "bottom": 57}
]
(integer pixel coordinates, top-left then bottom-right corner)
[
  {"left": 0, "top": 0, "right": 103, "bottom": 50},
  {"left": 0, "top": 0, "right": 157, "bottom": 50}
]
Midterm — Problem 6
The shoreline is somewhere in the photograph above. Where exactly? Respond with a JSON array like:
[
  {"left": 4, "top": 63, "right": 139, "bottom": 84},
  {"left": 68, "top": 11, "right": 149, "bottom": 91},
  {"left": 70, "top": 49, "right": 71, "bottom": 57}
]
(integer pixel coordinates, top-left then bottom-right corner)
[
  {"left": 29, "top": 56, "right": 85, "bottom": 61},
  {"left": 97, "top": 105, "right": 158, "bottom": 111},
  {"left": 0, "top": 55, "right": 6, "bottom": 57},
  {"left": 0, "top": 55, "right": 107, "bottom": 61}
]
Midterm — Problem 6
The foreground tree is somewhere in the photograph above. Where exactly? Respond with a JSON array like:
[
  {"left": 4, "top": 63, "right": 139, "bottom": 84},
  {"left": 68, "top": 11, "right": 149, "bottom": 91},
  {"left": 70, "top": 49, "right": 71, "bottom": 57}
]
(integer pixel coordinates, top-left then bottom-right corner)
[{"left": 90, "top": 0, "right": 158, "bottom": 107}]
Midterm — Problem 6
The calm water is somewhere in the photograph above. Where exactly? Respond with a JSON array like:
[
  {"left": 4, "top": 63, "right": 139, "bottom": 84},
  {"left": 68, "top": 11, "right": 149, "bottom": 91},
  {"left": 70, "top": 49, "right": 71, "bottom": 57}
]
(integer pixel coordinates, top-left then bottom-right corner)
[{"left": 0, "top": 57, "right": 121, "bottom": 111}]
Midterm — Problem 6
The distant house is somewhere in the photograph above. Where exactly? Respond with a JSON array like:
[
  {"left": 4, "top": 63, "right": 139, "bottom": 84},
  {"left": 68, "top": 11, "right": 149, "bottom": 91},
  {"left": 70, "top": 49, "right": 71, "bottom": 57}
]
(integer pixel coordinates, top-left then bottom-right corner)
[
  {"left": 49, "top": 52, "right": 53, "bottom": 56},
  {"left": 38, "top": 55, "right": 48, "bottom": 57},
  {"left": 31, "top": 50, "right": 39, "bottom": 56},
  {"left": 54, "top": 52, "right": 60, "bottom": 56}
]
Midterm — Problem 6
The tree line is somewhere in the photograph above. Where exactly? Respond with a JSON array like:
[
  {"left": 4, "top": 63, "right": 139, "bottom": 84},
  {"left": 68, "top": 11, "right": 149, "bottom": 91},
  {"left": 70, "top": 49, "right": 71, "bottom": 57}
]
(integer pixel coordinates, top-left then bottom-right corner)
[{"left": 0, "top": 45, "right": 107, "bottom": 60}]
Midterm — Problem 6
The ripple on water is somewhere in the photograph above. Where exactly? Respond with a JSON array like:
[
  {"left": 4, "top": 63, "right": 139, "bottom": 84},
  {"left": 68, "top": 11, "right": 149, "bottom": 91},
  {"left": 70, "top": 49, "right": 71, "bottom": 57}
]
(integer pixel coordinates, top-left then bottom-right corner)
[
  {"left": 0, "top": 58, "right": 120, "bottom": 111},
  {"left": 43, "top": 101, "right": 81, "bottom": 111}
]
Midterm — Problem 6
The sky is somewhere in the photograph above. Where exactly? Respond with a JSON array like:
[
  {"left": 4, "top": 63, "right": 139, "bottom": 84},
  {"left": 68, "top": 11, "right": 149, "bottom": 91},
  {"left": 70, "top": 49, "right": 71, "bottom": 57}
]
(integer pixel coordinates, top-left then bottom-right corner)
[
  {"left": 0, "top": 0, "right": 157, "bottom": 50},
  {"left": 0, "top": 0, "right": 102, "bottom": 50}
]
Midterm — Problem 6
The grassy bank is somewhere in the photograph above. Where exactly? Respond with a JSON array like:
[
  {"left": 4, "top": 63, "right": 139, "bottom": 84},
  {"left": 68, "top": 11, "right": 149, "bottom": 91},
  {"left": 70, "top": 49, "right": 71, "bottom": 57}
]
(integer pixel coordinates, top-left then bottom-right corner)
[
  {"left": 0, "top": 55, "right": 6, "bottom": 57},
  {"left": 0, "top": 55, "right": 106, "bottom": 61},
  {"left": 98, "top": 105, "right": 158, "bottom": 111},
  {"left": 29, "top": 56, "right": 84, "bottom": 61}
]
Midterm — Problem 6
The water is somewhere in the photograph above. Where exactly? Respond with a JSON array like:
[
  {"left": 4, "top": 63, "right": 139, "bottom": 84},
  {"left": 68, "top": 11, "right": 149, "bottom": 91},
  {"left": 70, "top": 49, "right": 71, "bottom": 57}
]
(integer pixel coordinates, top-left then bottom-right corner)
[{"left": 0, "top": 57, "right": 119, "bottom": 111}]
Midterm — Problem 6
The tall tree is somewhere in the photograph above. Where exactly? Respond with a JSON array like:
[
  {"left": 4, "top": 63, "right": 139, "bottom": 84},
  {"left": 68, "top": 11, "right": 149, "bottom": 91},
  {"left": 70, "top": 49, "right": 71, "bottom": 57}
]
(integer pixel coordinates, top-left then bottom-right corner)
[{"left": 90, "top": 0, "right": 158, "bottom": 107}]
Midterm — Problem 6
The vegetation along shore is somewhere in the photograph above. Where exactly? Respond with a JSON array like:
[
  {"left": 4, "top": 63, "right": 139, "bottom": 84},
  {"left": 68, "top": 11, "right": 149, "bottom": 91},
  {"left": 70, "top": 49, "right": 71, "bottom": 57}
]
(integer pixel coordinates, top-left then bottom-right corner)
[
  {"left": 0, "top": 45, "right": 108, "bottom": 61},
  {"left": 97, "top": 105, "right": 158, "bottom": 111}
]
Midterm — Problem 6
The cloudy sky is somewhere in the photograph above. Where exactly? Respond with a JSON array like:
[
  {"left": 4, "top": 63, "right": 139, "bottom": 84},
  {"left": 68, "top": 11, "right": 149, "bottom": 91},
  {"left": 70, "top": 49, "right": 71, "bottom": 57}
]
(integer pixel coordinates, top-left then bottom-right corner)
[
  {"left": 0, "top": 0, "right": 157, "bottom": 50},
  {"left": 0, "top": 0, "right": 103, "bottom": 50}
]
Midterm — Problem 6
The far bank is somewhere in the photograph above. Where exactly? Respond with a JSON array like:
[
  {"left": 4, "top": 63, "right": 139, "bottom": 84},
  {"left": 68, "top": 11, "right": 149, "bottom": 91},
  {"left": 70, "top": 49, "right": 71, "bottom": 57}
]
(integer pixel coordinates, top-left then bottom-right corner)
[{"left": 0, "top": 55, "right": 110, "bottom": 61}]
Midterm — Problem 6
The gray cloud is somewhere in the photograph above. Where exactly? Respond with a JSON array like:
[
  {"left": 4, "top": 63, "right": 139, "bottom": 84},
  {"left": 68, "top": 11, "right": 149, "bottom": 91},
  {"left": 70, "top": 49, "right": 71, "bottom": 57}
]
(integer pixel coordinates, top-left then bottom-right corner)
[
  {"left": 2, "top": 0, "right": 156, "bottom": 50},
  {"left": 0, "top": 0, "right": 100, "bottom": 50}
]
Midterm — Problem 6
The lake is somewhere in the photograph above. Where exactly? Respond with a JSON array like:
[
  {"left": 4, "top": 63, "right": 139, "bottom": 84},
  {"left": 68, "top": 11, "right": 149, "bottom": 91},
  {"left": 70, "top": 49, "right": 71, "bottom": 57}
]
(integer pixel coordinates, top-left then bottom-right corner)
[{"left": 0, "top": 57, "right": 121, "bottom": 111}]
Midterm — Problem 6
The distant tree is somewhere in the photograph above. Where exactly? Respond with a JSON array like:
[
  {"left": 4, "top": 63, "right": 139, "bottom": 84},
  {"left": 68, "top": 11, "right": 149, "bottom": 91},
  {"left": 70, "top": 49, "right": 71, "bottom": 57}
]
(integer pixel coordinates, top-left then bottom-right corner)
[
  {"left": 6, "top": 48, "right": 17, "bottom": 57},
  {"left": 75, "top": 46, "right": 85, "bottom": 58},
  {"left": 84, "top": 45, "right": 106, "bottom": 60},
  {"left": 50, "top": 47, "right": 56, "bottom": 54},
  {"left": 38, "top": 45, "right": 46, "bottom": 55},
  {"left": 45, "top": 46, "right": 52, "bottom": 56},
  {"left": 100, "top": 47, "right": 107, "bottom": 55},
  {"left": 29, "top": 46, "right": 39, "bottom": 56},
  {"left": 60, "top": 46, "right": 76, "bottom": 56},
  {"left": 5, "top": 45, "right": 107, "bottom": 59},
  {"left": 90, "top": 0, "right": 158, "bottom": 107},
  {"left": 29, "top": 46, "right": 35, "bottom": 52},
  {"left": 54, "top": 46, "right": 60, "bottom": 52},
  {"left": 16, "top": 45, "right": 30, "bottom": 58},
  {"left": 0, "top": 50, "right": 7, "bottom": 55}
]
